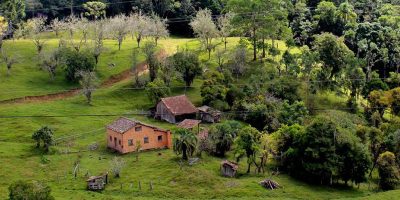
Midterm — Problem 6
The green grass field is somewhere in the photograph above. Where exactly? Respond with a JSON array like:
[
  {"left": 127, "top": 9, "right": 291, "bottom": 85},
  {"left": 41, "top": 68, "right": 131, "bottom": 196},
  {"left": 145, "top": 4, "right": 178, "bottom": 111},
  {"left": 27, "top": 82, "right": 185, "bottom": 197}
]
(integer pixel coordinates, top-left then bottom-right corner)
[{"left": 0, "top": 36, "right": 398, "bottom": 199}]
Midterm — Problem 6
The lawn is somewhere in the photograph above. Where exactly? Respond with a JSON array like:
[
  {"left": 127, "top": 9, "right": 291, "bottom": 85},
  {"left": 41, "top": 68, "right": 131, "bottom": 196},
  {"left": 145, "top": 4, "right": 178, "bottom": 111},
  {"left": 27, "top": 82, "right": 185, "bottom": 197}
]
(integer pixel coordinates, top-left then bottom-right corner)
[{"left": 0, "top": 36, "right": 398, "bottom": 199}]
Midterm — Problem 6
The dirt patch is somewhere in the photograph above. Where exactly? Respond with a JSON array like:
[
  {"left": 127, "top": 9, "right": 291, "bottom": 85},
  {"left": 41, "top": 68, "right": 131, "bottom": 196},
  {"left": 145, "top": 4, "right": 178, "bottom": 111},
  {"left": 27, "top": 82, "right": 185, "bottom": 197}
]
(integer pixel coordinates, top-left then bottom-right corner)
[{"left": 0, "top": 50, "right": 167, "bottom": 105}]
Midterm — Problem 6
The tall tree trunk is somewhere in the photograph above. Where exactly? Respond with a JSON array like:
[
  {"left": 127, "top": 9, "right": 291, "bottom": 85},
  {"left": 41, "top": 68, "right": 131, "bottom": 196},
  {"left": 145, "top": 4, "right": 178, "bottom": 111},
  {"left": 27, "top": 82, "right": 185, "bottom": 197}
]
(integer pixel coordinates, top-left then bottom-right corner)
[
  {"left": 224, "top": 37, "right": 227, "bottom": 50},
  {"left": 182, "top": 144, "right": 188, "bottom": 160},
  {"left": 247, "top": 162, "right": 251, "bottom": 173},
  {"left": 262, "top": 37, "right": 266, "bottom": 58},
  {"left": 253, "top": 29, "right": 257, "bottom": 61}
]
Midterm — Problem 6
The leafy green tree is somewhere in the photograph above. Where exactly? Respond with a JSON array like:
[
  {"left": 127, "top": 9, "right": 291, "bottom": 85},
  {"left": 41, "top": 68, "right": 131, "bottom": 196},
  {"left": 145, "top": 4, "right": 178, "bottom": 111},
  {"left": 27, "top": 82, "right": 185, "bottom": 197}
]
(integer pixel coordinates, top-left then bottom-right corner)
[
  {"left": 268, "top": 76, "right": 301, "bottom": 103},
  {"left": 83, "top": 1, "right": 107, "bottom": 20},
  {"left": 1, "top": 0, "right": 25, "bottom": 27},
  {"left": 200, "top": 71, "right": 227, "bottom": 106},
  {"left": 336, "top": 131, "right": 372, "bottom": 185},
  {"left": 146, "top": 79, "right": 170, "bottom": 104},
  {"left": 63, "top": 48, "right": 96, "bottom": 82},
  {"left": 279, "top": 101, "right": 309, "bottom": 126},
  {"left": 173, "top": 50, "right": 202, "bottom": 87},
  {"left": 290, "top": 2, "right": 313, "bottom": 46},
  {"left": 335, "top": 1, "right": 357, "bottom": 33},
  {"left": 368, "top": 127, "right": 385, "bottom": 177},
  {"left": 244, "top": 102, "right": 281, "bottom": 132},
  {"left": 362, "top": 78, "right": 389, "bottom": 98},
  {"left": 299, "top": 117, "right": 338, "bottom": 184},
  {"left": 377, "top": 151, "right": 400, "bottom": 190},
  {"left": 142, "top": 42, "right": 158, "bottom": 81},
  {"left": 313, "top": 33, "right": 353, "bottom": 89},
  {"left": 234, "top": 126, "right": 261, "bottom": 173},
  {"left": 314, "top": 1, "right": 338, "bottom": 34},
  {"left": 9, "top": 180, "right": 54, "bottom": 200},
  {"left": 32, "top": 126, "right": 54, "bottom": 152},
  {"left": 173, "top": 128, "right": 198, "bottom": 160},
  {"left": 282, "top": 50, "right": 299, "bottom": 75}
]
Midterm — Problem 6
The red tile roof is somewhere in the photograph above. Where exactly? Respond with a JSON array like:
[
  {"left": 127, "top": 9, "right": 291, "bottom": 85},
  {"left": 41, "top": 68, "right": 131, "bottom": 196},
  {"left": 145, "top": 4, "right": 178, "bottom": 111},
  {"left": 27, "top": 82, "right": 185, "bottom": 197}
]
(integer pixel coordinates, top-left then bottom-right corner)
[
  {"left": 160, "top": 95, "right": 198, "bottom": 116},
  {"left": 107, "top": 117, "right": 137, "bottom": 133},
  {"left": 107, "top": 117, "right": 168, "bottom": 134},
  {"left": 178, "top": 119, "right": 201, "bottom": 129}
]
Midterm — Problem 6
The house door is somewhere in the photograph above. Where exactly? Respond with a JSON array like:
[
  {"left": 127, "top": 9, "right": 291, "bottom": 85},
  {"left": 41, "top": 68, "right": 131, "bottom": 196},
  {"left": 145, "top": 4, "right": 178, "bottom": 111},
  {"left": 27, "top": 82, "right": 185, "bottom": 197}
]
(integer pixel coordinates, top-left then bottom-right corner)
[{"left": 114, "top": 137, "right": 117, "bottom": 147}]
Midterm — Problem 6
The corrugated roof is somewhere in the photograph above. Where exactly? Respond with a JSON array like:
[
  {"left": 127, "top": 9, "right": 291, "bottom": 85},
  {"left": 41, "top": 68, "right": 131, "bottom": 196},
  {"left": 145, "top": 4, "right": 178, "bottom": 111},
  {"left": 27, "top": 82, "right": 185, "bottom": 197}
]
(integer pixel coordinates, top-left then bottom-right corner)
[
  {"left": 178, "top": 119, "right": 201, "bottom": 129},
  {"left": 160, "top": 95, "right": 198, "bottom": 115}
]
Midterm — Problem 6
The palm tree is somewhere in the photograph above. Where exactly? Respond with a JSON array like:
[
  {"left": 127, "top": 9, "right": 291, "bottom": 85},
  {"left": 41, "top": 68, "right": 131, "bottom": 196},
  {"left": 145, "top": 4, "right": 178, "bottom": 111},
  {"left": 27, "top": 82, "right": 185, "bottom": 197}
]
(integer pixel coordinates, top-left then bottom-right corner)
[{"left": 173, "top": 129, "right": 198, "bottom": 160}]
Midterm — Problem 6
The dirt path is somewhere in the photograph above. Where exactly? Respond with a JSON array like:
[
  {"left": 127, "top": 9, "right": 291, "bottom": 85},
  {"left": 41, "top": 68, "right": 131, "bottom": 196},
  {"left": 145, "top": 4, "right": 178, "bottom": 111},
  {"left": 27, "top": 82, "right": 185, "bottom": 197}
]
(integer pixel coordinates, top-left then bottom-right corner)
[{"left": 0, "top": 50, "right": 166, "bottom": 105}]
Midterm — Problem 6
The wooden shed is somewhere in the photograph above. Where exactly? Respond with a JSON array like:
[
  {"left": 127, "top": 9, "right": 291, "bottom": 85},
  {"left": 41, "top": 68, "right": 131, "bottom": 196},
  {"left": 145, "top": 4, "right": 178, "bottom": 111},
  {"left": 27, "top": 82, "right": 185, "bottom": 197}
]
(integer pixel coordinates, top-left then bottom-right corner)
[
  {"left": 86, "top": 173, "right": 108, "bottom": 191},
  {"left": 198, "top": 106, "right": 221, "bottom": 123},
  {"left": 155, "top": 95, "right": 198, "bottom": 124},
  {"left": 220, "top": 160, "right": 238, "bottom": 178}
]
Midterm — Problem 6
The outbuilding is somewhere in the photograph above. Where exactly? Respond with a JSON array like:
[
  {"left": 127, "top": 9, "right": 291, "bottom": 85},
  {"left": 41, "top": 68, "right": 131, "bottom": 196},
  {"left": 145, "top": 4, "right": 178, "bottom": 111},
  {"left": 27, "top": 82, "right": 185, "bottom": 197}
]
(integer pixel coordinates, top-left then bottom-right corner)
[{"left": 155, "top": 95, "right": 198, "bottom": 123}]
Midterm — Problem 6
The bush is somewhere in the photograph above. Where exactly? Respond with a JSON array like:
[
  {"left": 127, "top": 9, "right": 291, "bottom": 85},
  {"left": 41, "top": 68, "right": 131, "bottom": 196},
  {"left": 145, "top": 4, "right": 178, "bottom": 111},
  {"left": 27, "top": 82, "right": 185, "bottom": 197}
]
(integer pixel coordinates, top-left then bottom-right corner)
[
  {"left": 377, "top": 151, "right": 400, "bottom": 190},
  {"left": 62, "top": 48, "right": 96, "bottom": 82},
  {"left": 145, "top": 79, "right": 170, "bottom": 104},
  {"left": 9, "top": 180, "right": 54, "bottom": 200}
]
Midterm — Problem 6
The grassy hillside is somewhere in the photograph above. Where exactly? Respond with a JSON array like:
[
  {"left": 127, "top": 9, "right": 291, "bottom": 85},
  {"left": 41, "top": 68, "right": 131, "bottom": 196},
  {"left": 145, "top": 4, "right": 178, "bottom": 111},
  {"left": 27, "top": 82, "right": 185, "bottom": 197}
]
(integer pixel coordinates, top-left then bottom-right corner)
[{"left": 0, "top": 36, "right": 398, "bottom": 199}]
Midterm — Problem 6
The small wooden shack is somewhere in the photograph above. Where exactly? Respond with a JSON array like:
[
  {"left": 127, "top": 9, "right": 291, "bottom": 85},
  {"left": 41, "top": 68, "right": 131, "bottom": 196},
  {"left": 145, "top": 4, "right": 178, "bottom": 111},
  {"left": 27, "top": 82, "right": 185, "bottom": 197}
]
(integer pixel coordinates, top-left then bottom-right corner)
[
  {"left": 86, "top": 173, "right": 108, "bottom": 191},
  {"left": 220, "top": 160, "right": 238, "bottom": 178},
  {"left": 198, "top": 106, "right": 221, "bottom": 123}
]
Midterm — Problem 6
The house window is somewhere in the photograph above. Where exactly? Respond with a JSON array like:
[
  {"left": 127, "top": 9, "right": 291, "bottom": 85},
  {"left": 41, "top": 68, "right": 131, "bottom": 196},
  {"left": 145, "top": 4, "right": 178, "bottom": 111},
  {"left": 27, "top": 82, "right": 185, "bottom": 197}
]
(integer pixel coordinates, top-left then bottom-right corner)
[
  {"left": 144, "top": 137, "right": 149, "bottom": 144},
  {"left": 119, "top": 140, "right": 121, "bottom": 145},
  {"left": 128, "top": 139, "right": 134, "bottom": 146},
  {"left": 158, "top": 135, "right": 162, "bottom": 142},
  {"left": 109, "top": 136, "right": 112, "bottom": 141},
  {"left": 135, "top": 126, "right": 142, "bottom": 132}
]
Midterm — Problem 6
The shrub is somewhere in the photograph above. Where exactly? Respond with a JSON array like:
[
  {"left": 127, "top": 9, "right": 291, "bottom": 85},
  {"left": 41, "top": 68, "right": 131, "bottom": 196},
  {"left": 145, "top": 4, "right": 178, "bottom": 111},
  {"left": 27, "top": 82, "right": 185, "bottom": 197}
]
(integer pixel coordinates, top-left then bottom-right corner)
[
  {"left": 9, "top": 180, "right": 54, "bottom": 200},
  {"left": 377, "top": 151, "right": 400, "bottom": 190},
  {"left": 62, "top": 48, "right": 96, "bottom": 82}
]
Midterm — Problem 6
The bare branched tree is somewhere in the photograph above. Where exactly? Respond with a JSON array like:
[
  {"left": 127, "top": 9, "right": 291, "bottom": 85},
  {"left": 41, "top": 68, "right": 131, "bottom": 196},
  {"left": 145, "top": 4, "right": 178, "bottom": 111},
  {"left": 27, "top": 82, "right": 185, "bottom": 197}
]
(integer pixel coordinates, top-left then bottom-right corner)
[
  {"left": 215, "top": 48, "right": 226, "bottom": 71},
  {"left": 148, "top": 15, "right": 169, "bottom": 46},
  {"left": 92, "top": 20, "right": 107, "bottom": 65},
  {"left": 1, "top": 51, "right": 19, "bottom": 76},
  {"left": 190, "top": 9, "right": 219, "bottom": 60},
  {"left": 217, "top": 12, "right": 233, "bottom": 50},
  {"left": 110, "top": 156, "right": 125, "bottom": 178},
  {"left": 50, "top": 18, "right": 65, "bottom": 37},
  {"left": 107, "top": 15, "right": 129, "bottom": 50},
  {"left": 76, "top": 70, "right": 99, "bottom": 104},
  {"left": 24, "top": 17, "right": 47, "bottom": 55},
  {"left": 230, "top": 45, "right": 247, "bottom": 78},
  {"left": 40, "top": 49, "right": 64, "bottom": 81},
  {"left": 129, "top": 11, "right": 151, "bottom": 48},
  {"left": 0, "top": 16, "right": 11, "bottom": 51}
]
